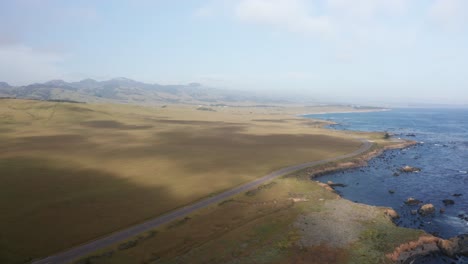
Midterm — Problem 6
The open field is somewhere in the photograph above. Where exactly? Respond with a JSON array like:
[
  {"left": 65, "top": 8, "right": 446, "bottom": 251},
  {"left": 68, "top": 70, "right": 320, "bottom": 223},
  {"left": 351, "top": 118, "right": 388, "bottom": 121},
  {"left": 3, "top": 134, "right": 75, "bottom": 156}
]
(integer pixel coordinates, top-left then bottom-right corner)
[{"left": 0, "top": 99, "right": 375, "bottom": 263}]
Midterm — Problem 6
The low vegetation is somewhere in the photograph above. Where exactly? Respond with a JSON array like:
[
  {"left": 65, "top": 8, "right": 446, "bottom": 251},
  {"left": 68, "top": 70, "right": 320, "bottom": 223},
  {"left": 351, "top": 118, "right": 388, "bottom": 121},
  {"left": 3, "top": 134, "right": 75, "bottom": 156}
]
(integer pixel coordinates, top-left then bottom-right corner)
[
  {"left": 0, "top": 99, "right": 370, "bottom": 263},
  {"left": 75, "top": 168, "right": 422, "bottom": 264}
]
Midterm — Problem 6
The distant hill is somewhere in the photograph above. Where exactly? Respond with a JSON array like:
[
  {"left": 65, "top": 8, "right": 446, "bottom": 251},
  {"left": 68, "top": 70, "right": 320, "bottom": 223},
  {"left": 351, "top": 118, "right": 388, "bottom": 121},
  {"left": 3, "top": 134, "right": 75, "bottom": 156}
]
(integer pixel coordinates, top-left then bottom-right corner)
[{"left": 0, "top": 78, "right": 289, "bottom": 105}]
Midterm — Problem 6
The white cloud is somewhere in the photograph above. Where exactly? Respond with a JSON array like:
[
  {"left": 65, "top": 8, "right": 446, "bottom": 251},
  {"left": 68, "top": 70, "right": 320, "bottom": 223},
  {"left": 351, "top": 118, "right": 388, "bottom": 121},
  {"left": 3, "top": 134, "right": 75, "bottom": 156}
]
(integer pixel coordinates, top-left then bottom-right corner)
[
  {"left": 235, "top": 0, "right": 332, "bottom": 35},
  {"left": 327, "top": 0, "right": 408, "bottom": 19},
  {"left": 0, "top": 44, "right": 66, "bottom": 85},
  {"left": 429, "top": 0, "right": 468, "bottom": 28}
]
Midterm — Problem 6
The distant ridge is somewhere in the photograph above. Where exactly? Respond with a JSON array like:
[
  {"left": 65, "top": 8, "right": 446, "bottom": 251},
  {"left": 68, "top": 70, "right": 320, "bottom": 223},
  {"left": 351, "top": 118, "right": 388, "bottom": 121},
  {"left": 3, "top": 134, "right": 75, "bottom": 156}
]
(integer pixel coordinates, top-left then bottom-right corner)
[{"left": 0, "top": 78, "right": 288, "bottom": 105}]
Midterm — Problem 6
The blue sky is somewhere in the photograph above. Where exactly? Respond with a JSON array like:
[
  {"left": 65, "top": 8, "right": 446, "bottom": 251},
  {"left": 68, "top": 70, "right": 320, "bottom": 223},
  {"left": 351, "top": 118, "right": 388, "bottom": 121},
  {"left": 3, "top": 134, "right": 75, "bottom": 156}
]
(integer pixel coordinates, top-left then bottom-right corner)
[{"left": 0, "top": 0, "right": 467, "bottom": 105}]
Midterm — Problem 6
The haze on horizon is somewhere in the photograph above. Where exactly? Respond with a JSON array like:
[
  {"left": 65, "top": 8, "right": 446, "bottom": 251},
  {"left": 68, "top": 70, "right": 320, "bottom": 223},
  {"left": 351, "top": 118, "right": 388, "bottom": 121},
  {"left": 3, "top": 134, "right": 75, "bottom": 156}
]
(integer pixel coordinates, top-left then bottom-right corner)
[{"left": 1, "top": 0, "right": 467, "bottom": 106}]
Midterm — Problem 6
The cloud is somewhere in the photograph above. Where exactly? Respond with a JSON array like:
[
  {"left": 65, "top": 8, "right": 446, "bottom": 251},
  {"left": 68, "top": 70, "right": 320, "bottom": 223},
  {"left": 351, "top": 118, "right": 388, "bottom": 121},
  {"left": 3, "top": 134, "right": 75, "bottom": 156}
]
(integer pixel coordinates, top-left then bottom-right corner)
[
  {"left": 429, "top": 0, "right": 468, "bottom": 28},
  {"left": 235, "top": 0, "right": 332, "bottom": 35},
  {"left": 0, "top": 44, "right": 66, "bottom": 85},
  {"left": 327, "top": 0, "right": 408, "bottom": 19}
]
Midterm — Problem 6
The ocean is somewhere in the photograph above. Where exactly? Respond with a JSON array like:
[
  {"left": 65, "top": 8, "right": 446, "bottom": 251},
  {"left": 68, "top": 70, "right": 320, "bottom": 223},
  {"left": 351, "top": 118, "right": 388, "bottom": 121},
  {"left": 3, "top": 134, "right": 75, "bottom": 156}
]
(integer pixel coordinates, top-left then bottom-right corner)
[{"left": 305, "top": 108, "right": 468, "bottom": 263}]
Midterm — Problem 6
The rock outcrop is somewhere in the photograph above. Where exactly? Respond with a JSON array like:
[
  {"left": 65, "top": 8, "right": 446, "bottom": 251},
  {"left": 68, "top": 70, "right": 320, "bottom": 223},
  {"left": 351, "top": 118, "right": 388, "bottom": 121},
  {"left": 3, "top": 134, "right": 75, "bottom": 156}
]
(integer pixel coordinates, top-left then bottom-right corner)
[
  {"left": 384, "top": 209, "right": 399, "bottom": 219},
  {"left": 388, "top": 234, "right": 468, "bottom": 262},
  {"left": 400, "top": 165, "right": 421, "bottom": 173},
  {"left": 418, "top": 204, "right": 435, "bottom": 216},
  {"left": 326, "top": 181, "right": 347, "bottom": 188},
  {"left": 438, "top": 234, "right": 468, "bottom": 257},
  {"left": 404, "top": 197, "right": 421, "bottom": 206}
]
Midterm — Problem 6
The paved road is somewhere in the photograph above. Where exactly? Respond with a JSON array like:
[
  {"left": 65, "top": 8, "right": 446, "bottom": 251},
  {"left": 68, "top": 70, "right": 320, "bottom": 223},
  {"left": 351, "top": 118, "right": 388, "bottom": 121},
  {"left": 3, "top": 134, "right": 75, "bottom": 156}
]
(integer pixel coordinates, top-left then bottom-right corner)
[{"left": 33, "top": 139, "right": 372, "bottom": 264}]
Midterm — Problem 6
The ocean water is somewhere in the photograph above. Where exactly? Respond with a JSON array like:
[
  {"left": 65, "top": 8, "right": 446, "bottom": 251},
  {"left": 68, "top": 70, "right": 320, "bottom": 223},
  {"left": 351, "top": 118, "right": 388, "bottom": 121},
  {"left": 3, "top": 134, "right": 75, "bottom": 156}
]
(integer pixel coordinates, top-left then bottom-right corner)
[{"left": 305, "top": 108, "right": 468, "bottom": 263}]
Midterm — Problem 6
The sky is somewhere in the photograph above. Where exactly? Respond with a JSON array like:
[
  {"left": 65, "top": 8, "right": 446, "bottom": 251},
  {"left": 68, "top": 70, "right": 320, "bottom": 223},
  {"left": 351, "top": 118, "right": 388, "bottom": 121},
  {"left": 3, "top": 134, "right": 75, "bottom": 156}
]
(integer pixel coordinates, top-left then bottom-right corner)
[{"left": 0, "top": 0, "right": 467, "bottom": 105}]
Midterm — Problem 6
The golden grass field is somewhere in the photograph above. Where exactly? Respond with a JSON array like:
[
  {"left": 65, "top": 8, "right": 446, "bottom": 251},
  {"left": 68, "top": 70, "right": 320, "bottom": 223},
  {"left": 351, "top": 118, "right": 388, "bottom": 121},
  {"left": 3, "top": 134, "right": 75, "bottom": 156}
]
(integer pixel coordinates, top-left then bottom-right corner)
[{"left": 0, "top": 99, "right": 379, "bottom": 263}]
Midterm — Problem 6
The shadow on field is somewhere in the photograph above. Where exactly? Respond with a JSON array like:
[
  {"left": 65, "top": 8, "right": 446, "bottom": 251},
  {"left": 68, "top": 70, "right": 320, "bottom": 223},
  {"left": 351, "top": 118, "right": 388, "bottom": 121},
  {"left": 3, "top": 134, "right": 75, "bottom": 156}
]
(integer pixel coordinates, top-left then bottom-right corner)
[
  {"left": 251, "top": 119, "right": 288, "bottom": 123},
  {"left": 111, "top": 125, "right": 359, "bottom": 174},
  {"left": 3, "top": 134, "right": 93, "bottom": 153},
  {"left": 153, "top": 119, "right": 241, "bottom": 126},
  {"left": 0, "top": 157, "right": 179, "bottom": 264},
  {"left": 81, "top": 120, "right": 153, "bottom": 130}
]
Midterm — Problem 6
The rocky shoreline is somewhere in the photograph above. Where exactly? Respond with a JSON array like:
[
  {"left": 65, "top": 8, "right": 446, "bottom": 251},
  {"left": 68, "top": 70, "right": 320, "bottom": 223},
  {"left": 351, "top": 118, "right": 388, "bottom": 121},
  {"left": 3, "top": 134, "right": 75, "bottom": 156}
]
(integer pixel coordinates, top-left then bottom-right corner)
[{"left": 306, "top": 139, "right": 468, "bottom": 262}]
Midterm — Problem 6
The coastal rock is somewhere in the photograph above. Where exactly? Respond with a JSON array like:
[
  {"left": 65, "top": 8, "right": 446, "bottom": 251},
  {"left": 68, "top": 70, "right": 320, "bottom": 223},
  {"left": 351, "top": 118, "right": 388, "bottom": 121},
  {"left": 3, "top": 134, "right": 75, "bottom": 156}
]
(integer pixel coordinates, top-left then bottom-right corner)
[
  {"left": 405, "top": 197, "right": 421, "bottom": 206},
  {"left": 384, "top": 209, "right": 399, "bottom": 219},
  {"left": 442, "top": 199, "right": 455, "bottom": 206},
  {"left": 458, "top": 214, "right": 468, "bottom": 222},
  {"left": 437, "top": 234, "right": 468, "bottom": 257},
  {"left": 387, "top": 236, "right": 440, "bottom": 263},
  {"left": 327, "top": 181, "right": 347, "bottom": 188},
  {"left": 458, "top": 234, "right": 468, "bottom": 256},
  {"left": 388, "top": 189, "right": 395, "bottom": 194},
  {"left": 392, "top": 235, "right": 468, "bottom": 262},
  {"left": 399, "top": 165, "right": 421, "bottom": 173},
  {"left": 418, "top": 204, "right": 435, "bottom": 216},
  {"left": 316, "top": 181, "right": 335, "bottom": 193},
  {"left": 453, "top": 193, "right": 463, "bottom": 197},
  {"left": 438, "top": 239, "right": 457, "bottom": 257}
]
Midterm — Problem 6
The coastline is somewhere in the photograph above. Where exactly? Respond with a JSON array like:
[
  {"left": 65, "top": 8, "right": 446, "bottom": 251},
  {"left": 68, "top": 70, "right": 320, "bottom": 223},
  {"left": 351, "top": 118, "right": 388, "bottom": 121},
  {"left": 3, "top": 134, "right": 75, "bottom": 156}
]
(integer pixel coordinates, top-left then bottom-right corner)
[
  {"left": 70, "top": 108, "right": 436, "bottom": 263},
  {"left": 300, "top": 137, "right": 464, "bottom": 262},
  {"left": 298, "top": 112, "right": 466, "bottom": 262},
  {"left": 297, "top": 107, "right": 391, "bottom": 117}
]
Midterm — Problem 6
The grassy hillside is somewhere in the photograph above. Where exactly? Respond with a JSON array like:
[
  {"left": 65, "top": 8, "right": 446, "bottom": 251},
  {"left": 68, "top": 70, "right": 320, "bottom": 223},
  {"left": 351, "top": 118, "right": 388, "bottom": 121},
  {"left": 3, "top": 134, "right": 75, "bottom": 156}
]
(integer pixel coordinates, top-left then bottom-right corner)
[
  {"left": 0, "top": 99, "right": 368, "bottom": 263},
  {"left": 0, "top": 78, "right": 290, "bottom": 105}
]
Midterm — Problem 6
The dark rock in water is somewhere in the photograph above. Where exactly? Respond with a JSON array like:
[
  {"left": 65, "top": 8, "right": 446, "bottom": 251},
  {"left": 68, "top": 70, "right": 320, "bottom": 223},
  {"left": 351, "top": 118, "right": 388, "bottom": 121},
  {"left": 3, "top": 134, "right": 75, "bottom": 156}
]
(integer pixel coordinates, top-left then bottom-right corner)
[
  {"left": 459, "top": 234, "right": 468, "bottom": 256},
  {"left": 400, "top": 165, "right": 422, "bottom": 173},
  {"left": 389, "top": 189, "right": 395, "bottom": 194},
  {"left": 453, "top": 193, "right": 463, "bottom": 197},
  {"left": 406, "top": 133, "right": 416, "bottom": 137},
  {"left": 458, "top": 214, "right": 468, "bottom": 222},
  {"left": 327, "top": 181, "right": 347, "bottom": 188},
  {"left": 393, "top": 172, "right": 400, "bottom": 176},
  {"left": 405, "top": 197, "right": 421, "bottom": 206},
  {"left": 440, "top": 207, "right": 445, "bottom": 214},
  {"left": 442, "top": 199, "right": 455, "bottom": 206},
  {"left": 418, "top": 204, "right": 435, "bottom": 216}
]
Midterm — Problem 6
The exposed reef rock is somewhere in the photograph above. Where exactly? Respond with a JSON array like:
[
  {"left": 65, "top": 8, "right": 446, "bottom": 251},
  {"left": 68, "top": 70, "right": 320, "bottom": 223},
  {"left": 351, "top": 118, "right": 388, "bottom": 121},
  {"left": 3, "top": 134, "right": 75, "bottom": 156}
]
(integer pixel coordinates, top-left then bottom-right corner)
[
  {"left": 442, "top": 199, "right": 455, "bottom": 206},
  {"left": 326, "top": 181, "right": 347, "bottom": 188},
  {"left": 404, "top": 197, "right": 421, "bottom": 206},
  {"left": 399, "top": 165, "right": 421, "bottom": 173},
  {"left": 418, "top": 204, "right": 435, "bottom": 216}
]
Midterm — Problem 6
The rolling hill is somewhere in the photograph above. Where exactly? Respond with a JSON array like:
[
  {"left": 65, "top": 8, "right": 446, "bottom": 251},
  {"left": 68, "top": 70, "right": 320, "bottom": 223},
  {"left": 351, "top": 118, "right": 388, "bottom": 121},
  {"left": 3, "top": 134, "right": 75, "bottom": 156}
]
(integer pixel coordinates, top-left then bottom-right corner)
[{"left": 0, "top": 78, "right": 286, "bottom": 105}]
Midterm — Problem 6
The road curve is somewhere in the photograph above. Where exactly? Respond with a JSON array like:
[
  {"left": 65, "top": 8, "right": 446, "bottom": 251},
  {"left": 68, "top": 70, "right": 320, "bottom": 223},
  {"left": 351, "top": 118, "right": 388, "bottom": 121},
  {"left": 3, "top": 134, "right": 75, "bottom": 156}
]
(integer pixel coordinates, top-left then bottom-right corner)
[{"left": 33, "top": 139, "right": 372, "bottom": 264}]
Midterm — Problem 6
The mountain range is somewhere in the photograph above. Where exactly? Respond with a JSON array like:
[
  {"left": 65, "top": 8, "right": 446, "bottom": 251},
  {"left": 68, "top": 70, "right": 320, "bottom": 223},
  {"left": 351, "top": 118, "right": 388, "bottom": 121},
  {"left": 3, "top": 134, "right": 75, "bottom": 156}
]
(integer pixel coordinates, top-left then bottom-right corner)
[{"left": 0, "top": 78, "right": 287, "bottom": 105}]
